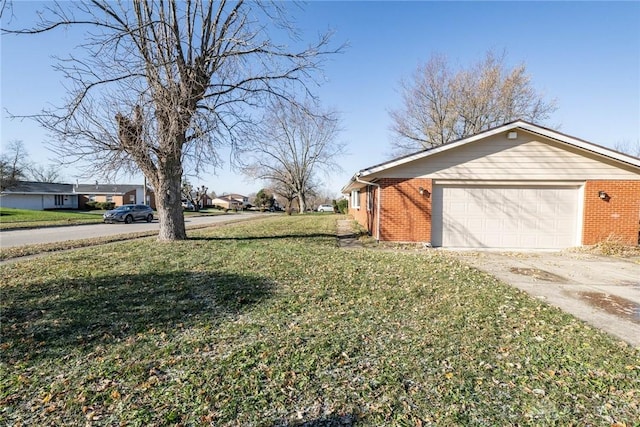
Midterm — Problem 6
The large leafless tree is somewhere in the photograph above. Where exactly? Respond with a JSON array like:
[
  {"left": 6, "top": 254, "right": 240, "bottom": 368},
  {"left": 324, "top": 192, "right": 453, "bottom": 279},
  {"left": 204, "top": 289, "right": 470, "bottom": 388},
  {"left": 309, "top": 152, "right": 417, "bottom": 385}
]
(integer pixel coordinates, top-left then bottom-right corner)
[
  {"left": 389, "top": 50, "right": 557, "bottom": 154},
  {"left": 242, "top": 99, "right": 344, "bottom": 213},
  {"left": 3, "top": 0, "right": 339, "bottom": 240}
]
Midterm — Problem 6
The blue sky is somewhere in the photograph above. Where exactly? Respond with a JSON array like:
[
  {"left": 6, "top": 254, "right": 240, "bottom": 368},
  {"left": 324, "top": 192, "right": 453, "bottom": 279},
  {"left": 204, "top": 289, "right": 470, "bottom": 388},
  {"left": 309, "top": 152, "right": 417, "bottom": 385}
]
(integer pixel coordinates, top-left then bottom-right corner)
[{"left": 2, "top": 1, "right": 639, "bottom": 198}]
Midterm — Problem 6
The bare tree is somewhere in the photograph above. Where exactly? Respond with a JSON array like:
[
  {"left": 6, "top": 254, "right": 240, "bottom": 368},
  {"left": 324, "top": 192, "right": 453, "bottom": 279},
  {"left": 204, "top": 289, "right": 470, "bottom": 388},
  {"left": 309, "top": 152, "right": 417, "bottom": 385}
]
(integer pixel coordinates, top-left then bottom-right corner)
[
  {"left": 242, "top": 99, "right": 344, "bottom": 213},
  {"left": 0, "top": 140, "right": 29, "bottom": 191},
  {"left": 390, "top": 50, "right": 557, "bottom": 154},
  {"left": 28, "top": 164, "right": 63, "bottom": 183},
  {"left": 614, "top": 140, "right": 640, "bottom": 158},
  {"left": 181, "top": 180, "right": 208, "bottom": 211},
  {"left": 3, "top": 1, "right": 340, "bottom": 240}
]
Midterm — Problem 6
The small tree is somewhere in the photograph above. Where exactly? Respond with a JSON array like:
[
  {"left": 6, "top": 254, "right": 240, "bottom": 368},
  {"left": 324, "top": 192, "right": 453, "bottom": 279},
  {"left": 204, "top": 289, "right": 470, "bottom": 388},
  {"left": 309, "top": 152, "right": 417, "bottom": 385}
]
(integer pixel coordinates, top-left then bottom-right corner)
[
  {"left": 254, "top": 189, "right": 275, "bottom": 211},
  {"left": 181, "top": 181, "right": 208, "bottom": 211},
  {"left": 335, "top": 198, "right": 348, "bottom": 214},
  {"left": 389, "top": 50, "right": 557, "bottom": 154},
  {"left": 0, "top": 140, "right": 29, "bottom": 191}
]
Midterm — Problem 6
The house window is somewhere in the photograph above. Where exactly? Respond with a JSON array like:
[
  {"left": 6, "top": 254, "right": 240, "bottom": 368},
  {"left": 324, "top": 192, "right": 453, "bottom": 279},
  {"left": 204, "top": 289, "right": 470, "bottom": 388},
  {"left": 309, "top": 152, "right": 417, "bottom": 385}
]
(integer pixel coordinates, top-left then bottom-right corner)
[
  {"left": 106, "top": 195, "right": 113, "bottom": 202},
  {"left": 129, "top": 194, "right": 135, "bottom": 203},
  {"left": 89, "top": 195, "right": 96, "bottom": 201},
  {"left": 350, "top": 190, "right": 360, "bottom": 209},
  {"left": 366, "top": 186, "right": 373, "bottom": 211},
  {"left": 54, "top": 195, "right": 64, "bottom": 206}
]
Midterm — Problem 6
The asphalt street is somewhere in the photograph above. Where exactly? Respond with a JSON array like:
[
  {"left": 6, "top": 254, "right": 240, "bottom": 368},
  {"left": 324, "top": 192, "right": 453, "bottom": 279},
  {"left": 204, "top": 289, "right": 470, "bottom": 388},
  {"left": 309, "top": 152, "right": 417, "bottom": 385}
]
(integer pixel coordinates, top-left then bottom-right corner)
[{"left": 0, "top": 213, "right": 263, "bottom": 248}]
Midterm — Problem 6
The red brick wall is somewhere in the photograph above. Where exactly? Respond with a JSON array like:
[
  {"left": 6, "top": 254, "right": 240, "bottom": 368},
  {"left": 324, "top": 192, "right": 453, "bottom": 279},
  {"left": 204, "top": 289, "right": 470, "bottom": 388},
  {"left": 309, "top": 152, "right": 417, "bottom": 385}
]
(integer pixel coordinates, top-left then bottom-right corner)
[
  {"left": 583, "top": 180, "right": 640, "bottom": 245},
  {"left": 378, "top": 178, "right": 432, "bottom": 242}
]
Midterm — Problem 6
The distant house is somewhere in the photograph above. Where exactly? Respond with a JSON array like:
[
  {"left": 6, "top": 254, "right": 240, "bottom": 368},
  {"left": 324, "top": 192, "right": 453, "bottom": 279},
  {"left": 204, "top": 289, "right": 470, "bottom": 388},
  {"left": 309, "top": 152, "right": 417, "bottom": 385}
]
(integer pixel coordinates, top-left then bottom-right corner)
[
  {"left": 74, "top": 183, "right": 156, "bottom": 209},
  {"left": 0, "top": 181, "right": 156, "bottom": 210},
  {"left": 0, "top": 181, "right": 79, "bottom": 210},
  {"left": 211, "top": 194, "right": 248, "bottom": 210}
]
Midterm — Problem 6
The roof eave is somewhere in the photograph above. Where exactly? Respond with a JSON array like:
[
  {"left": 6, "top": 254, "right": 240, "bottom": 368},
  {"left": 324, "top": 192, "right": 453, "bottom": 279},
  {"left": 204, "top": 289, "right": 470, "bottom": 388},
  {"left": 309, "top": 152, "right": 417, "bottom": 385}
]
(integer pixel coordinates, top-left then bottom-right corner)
[{"left": 357, "top": 120, "right": 640, "bottom": 177}]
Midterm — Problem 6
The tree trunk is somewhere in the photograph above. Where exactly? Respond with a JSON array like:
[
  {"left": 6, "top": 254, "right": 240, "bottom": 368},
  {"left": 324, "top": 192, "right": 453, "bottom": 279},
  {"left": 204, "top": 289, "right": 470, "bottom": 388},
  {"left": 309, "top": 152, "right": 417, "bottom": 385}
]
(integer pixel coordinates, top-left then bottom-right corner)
[
  {"left": 155, "top": 163, "right": 187, "bottom": 241},
  {"left": 297, "top": 193, "right": 307, "bottom": 214}
]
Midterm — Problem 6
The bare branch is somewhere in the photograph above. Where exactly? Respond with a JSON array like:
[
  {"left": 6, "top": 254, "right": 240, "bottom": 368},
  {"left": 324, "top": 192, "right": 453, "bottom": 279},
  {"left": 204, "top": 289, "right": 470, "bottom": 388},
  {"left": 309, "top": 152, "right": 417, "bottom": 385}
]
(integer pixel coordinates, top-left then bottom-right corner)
[
  {"left": 241, "top": 98, "right": 344, "bottom": 213},
  {"left": 3, "top": 0, "right": 341, "bottom": 239},
  {"left": 389, "top": 49, "right": 557, "bottom": 154}
]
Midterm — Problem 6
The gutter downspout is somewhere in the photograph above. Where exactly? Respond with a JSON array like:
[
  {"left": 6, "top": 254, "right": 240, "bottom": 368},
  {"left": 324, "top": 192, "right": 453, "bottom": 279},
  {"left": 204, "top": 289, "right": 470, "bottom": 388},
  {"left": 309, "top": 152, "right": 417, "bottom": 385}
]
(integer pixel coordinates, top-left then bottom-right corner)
[{"left": 354, "top": 173, "right": 381, "bottom": 242}]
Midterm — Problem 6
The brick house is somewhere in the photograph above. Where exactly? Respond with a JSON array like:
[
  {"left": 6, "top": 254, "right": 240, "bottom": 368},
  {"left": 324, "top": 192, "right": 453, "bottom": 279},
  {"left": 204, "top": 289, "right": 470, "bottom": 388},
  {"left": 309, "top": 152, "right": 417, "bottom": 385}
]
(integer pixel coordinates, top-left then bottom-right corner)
[
  {"left": 342, "top": 120, "right": 640, "bottom": 249},
  {"left": 211, "top": 194, "right": 249, "bottom": 210},
  {"left": 74, "top": 183, "right": 156, "bottom": 209}
]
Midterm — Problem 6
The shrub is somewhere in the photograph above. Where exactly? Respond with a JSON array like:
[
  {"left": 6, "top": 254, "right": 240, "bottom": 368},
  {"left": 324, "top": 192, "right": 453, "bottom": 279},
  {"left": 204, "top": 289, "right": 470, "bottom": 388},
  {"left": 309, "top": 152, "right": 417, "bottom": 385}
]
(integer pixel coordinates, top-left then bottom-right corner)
[
  {"left": 84, "top": 201, "right": 99, "bottom": 210},
  {"left": 335, "top": 199, "right": 348, "bottom": 214}
]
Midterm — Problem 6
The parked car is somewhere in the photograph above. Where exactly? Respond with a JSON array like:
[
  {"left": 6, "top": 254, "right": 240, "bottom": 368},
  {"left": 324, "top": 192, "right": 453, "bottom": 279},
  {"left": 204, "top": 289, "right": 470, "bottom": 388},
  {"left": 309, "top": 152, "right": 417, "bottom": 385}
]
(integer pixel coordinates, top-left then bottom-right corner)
[
  {"left": 317, "top": 204, "right": 334, "bottom": 212},
  {"left": 103, "top": 204, "right": 154, "bottom": 224},
  {"left": 182, "top": 200, "right": 195, "bottom": 211}
]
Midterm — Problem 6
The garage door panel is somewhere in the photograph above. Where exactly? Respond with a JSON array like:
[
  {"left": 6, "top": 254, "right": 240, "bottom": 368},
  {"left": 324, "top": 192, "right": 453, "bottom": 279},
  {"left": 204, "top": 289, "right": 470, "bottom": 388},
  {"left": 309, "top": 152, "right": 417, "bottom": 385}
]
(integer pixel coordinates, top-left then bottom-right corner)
[{"left": 432, "top": 185, "right": 579, "bottom": 249}]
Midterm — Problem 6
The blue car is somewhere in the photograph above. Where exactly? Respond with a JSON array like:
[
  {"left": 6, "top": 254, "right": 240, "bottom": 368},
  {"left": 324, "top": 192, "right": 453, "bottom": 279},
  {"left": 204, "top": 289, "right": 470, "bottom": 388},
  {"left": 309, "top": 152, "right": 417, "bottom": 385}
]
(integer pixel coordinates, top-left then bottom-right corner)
[{"left": 103, "top": 204, "right": 154, "bottom": 224}]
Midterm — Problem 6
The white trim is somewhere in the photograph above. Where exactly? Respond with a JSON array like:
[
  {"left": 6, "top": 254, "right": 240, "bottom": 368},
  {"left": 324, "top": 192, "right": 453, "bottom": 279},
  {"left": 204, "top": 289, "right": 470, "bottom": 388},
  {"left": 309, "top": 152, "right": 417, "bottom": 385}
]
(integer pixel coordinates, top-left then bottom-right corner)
[
  {"left": 433, "top": 179, "right": 585, "bottom": 186},
  {"left": 350, "top": 190, "right": 360, "bottom": 209}
]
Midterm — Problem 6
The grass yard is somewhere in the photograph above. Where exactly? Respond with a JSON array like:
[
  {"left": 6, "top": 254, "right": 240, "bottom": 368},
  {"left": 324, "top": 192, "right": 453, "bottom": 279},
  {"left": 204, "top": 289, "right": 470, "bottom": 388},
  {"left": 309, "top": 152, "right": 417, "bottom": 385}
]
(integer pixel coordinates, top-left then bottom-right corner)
[
  {"left": 1, "top": 216, "right": 638, "bottom": 425},
  {"left": 0, "top": 208, "right": 104, "bottom": 230}
]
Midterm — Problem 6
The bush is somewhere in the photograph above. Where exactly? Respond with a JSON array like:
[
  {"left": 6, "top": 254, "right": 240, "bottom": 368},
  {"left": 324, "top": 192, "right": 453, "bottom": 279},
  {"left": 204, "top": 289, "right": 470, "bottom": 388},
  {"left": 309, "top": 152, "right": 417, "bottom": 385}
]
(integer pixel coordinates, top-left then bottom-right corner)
[
  {"left": 99, "top": 202, "right": 116, "bottom": 210},
  {"left": 84, "top": 201, "right": 99, "bottom": 210},
  {"left": 335, "top": 199, "right": 348, "bottom": 214}
]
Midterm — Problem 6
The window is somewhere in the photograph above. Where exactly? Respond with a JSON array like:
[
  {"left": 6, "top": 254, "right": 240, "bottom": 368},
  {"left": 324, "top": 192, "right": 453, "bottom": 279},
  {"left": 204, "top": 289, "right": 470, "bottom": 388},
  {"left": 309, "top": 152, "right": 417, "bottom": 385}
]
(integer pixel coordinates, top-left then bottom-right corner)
[
  {"left": 106, "top": 195, "right": 113, "bottom": 202},
  {"left": 366, "top": 186, "right": 373, "bottom": 211},
  {"left": 350, "top": 190, "right": 360, "bottom": 209},
  {"left": 89, "top": 195, "right": 96, "bottom": 201},
  {"left": 129, "top": 194, "right": 135, "bottom": 203},
  {"left": 54, "top": 195, "right": 64, "bottom": 206}
]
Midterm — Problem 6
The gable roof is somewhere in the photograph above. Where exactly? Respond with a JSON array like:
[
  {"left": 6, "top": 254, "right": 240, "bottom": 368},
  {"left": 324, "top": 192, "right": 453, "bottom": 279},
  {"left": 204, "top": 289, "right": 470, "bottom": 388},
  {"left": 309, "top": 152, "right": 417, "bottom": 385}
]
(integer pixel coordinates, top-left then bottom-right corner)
[
  {"left": 343, "top": 120, "right": 640, "bottom": 192},
  {"left": 1, "top": 181, "right": 76, "bottom": 195},
  {"left": 74, "top": 183, "right": 143, "bottom": 194}
]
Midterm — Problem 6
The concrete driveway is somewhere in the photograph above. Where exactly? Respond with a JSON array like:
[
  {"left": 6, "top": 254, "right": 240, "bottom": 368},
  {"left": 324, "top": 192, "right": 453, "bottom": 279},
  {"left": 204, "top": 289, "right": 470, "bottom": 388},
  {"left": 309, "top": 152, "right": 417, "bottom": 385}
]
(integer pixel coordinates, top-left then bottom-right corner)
[{"left": 448, "top": 250, "right": 640, "bottom": 347}]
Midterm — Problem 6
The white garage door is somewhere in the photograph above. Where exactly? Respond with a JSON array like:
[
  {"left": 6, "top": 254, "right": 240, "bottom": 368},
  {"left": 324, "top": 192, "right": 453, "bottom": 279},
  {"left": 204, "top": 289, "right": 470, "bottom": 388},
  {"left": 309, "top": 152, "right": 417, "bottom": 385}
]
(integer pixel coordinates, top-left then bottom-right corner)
[{"left": 431, "top": 185, "right": 580, "bottom": 249}]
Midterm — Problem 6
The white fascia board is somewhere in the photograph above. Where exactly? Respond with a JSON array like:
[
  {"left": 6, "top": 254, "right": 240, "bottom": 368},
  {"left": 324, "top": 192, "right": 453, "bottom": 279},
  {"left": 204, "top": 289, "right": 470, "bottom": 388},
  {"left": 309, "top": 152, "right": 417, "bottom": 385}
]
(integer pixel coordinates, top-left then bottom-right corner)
[
  {"left": 517, "top": 122, "right": 640, "bottom": 168},
  {"left": 341, "top": 175, "right": 368, "bottom": 193}
]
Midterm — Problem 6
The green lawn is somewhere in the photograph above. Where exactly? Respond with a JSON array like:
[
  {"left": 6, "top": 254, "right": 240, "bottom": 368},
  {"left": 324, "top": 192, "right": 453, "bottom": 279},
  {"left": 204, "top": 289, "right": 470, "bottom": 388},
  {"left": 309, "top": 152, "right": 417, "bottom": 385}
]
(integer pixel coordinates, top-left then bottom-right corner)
[
  {"left": 1, "top": 216, "right": 638, "bottom": 425},
  {"left": 0, "top": 207, "right": 104, "bottom": 229}
]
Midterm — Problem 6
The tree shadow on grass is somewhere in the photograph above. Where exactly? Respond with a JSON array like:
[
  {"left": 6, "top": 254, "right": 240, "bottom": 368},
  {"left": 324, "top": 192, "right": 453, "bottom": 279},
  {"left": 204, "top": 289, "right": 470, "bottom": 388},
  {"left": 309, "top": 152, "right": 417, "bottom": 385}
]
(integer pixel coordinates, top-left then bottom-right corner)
[
  {"left": 1, "top": 270, "right": 274, "bottom": 363},
  {"left": 274, "top": 413, "right": 359, "bottom": 426},
  {"left": 188, "top": 233, "right": 337, "bottom": 242}
]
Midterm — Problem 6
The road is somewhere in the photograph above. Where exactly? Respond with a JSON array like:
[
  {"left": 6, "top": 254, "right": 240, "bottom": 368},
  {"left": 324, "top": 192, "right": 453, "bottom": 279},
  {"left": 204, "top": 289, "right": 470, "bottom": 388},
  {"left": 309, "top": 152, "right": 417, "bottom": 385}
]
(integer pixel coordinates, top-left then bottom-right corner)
[{"left": 0, "top": 213, "right": 263, "bottom": 248}]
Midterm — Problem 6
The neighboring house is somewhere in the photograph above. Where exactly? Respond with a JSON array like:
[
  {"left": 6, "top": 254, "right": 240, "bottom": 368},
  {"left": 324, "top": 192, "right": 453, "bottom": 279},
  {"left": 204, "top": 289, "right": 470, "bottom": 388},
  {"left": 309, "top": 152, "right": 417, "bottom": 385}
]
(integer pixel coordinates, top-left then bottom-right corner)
[
  {"left": 342, "top": 120, "right": 640, "bottom": 249},
  {"left": 0, "top": 181, "right": 79, "bottom": 210},
  {"left": 211, "top": 194, "right": 249, "bottom": 210},
  {"left": 74, "top": 183, "right": 156, "bottom": 209}
]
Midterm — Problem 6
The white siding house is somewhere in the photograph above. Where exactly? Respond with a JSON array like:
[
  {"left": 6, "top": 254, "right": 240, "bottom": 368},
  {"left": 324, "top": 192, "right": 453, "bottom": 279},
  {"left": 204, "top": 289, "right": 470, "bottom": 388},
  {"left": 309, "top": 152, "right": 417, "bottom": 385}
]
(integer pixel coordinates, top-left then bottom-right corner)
[{"left": 1, "top": 182, "right": 79, "bottom": 210}]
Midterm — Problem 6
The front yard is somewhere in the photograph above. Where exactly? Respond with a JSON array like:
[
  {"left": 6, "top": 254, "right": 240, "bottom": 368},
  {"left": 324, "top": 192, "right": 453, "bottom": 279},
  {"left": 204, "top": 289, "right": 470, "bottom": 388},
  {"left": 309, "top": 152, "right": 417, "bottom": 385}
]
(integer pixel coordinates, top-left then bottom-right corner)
[
  {"left": 1, "top": 215, "right": 638, "bottom": 425},
  {"left": 0, "top": 207, "right": 104, "bottom": 230}
]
